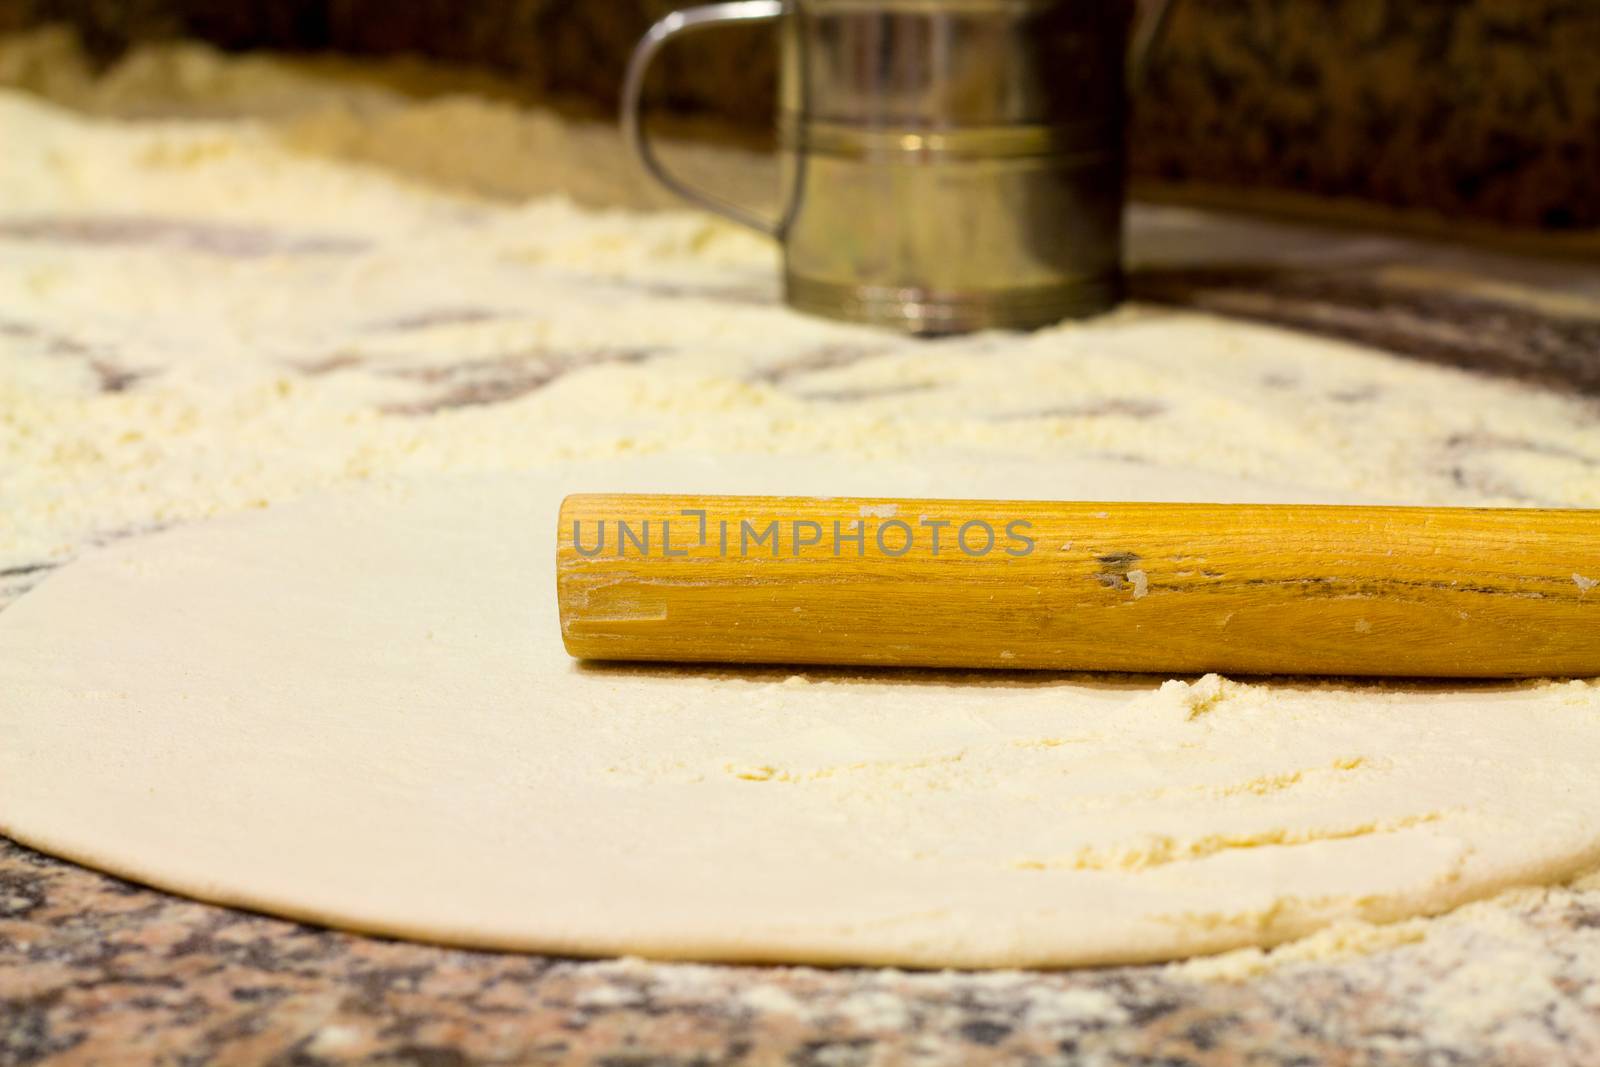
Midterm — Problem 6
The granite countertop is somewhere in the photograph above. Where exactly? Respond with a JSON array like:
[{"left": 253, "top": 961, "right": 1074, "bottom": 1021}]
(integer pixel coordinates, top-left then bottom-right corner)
[
  {"left": 4, "top": 75, "right": 1600, "bottom": 1066},
  {"left": 8, "top": 830, "right": 1600, "bottom": 1066}
]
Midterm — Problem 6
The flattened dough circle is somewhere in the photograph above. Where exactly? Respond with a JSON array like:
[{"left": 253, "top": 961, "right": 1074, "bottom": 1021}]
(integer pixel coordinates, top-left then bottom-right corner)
[{"left": 3, "top": 456, "right": 1599, "bottom": 968}]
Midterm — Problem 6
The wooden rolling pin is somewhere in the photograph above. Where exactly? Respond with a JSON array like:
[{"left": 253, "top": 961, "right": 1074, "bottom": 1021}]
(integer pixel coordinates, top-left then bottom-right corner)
[{"left": 556, "top": 494, "right": 1600, "bottom": 677}]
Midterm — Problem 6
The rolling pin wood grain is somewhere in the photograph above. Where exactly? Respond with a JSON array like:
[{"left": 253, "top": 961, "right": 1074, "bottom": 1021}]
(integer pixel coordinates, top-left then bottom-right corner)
[{"left": 556, "top": 495, "right": 1600, "bottom": 677}]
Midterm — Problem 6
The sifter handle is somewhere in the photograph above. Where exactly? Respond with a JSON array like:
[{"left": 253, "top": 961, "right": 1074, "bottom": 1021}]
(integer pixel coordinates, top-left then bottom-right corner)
[{"left": 621, "top": 1, "right": 789, "bottom": 237}]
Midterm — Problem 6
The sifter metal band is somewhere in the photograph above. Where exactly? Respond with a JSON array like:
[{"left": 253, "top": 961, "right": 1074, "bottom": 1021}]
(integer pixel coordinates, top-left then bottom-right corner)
[
  {"left": 778, "top": 117, "right": 1124, "bottom": 162},
  {"left": 623, "top": 0, "right": 1174, "bottom": 335}
]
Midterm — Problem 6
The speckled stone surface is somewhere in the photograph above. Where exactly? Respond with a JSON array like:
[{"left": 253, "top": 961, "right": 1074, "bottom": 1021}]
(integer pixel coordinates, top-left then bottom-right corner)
[
  {"left": 1130, "top": 0, "right": 1600, "bottom": 230},
  {"left": 7, "top": 828, "right": 1600, "bottom": 1066},
  {"left": 3, "top": 0, "right": 1598, "bottom": 229}
]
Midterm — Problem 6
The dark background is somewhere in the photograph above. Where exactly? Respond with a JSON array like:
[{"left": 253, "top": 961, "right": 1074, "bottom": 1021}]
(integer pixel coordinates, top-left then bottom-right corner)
[{"left": 2, "top": 0, "right": 1596, "bottom": 230}]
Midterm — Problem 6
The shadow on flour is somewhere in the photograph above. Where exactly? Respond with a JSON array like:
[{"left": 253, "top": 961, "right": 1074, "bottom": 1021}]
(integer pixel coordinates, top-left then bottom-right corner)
[{"left": 569, "top": 658, "right": 1537, "bottom": 697}]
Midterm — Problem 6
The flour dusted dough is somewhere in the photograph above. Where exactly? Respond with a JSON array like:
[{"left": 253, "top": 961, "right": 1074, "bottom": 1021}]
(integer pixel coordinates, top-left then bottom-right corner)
[{"left": 4, "top": 456, "right": 1600, "bottom": 968}]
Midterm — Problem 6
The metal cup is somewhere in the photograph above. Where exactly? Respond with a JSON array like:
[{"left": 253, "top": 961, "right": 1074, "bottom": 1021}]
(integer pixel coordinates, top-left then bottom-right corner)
[{"left": 623, "top": 0, "right": 1172, "bottom": 335}]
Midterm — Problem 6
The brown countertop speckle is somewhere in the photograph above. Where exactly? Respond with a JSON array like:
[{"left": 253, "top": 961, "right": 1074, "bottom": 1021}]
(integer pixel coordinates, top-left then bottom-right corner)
[{"left": 9, "top": 835, "right": 1600, "bottom": 1066}]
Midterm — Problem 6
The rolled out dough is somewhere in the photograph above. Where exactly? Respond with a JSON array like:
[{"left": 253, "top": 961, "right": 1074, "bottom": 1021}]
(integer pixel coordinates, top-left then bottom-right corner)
[{"left": 4, "top": 455, "right": 1599, "bottom": 968}]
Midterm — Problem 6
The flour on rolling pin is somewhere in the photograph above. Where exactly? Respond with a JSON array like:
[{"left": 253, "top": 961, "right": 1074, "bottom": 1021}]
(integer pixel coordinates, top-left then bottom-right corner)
[{"left": 558, "top": 495, "right": 1600, "bottom": 677}]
